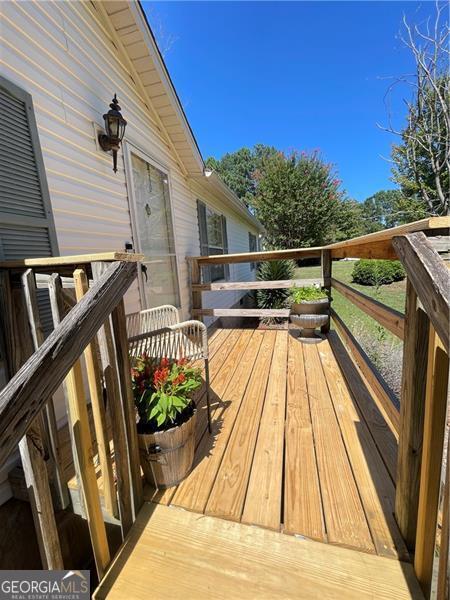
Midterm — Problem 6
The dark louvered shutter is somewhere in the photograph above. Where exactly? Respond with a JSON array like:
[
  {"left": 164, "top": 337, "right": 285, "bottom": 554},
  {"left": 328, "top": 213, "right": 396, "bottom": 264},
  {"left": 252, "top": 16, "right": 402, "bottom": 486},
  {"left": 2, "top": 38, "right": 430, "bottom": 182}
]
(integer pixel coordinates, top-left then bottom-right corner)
[
  {"left": 0, "top": 76, "right": 58, "bottom": 336},
  {"left": 196, "top": 199, "right": 211, "bottom": 283}
]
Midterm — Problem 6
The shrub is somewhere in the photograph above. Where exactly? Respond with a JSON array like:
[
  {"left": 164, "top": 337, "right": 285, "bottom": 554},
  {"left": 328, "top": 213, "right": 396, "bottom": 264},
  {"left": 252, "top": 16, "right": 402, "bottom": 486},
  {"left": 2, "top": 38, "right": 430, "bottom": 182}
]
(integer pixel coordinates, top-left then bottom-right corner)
[
  {"left": 256, "top": 259, "right": 296, "bottom": 323},
  {"left": 290, "top": 285, "right": 328, "bottom": 303},
  {"left": 351, "top": 259, "right": 406, "bottom": 286}
]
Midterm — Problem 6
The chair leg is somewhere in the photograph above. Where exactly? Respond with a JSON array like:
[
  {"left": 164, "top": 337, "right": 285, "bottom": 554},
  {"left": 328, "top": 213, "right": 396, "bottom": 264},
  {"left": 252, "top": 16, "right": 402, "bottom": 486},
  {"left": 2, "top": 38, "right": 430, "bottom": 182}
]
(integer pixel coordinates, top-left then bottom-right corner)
[{"left": 205, "top": 358, "right": 212, "bottom": 433}]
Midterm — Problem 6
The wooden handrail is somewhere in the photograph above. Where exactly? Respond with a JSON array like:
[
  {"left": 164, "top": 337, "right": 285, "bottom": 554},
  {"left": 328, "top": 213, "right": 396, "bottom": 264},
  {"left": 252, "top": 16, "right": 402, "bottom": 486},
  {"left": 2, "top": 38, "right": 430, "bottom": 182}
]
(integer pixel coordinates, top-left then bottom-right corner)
[
  {"left": 0, "top": 260, "right": 137, "bottom": 466},
  {"left": 326, "top": 217, "right": 448, "bottom": 250},
  {"left": 0, "top": 251, "right": 144, "bottom": 269},
  {"left": 192, "top": 278, "right": 323, "bottom": 291},
  {"left": 188, "top": 246, "right": 322, "bottom": 265},
  {"left": 331, "top": 309, "right": 400, "bottom": 434},
  {"left": 331, "top": 278, "right": 405, "bottom": 339},
  {"left": 392, "top": 232, "right": 450, "bottom": 353}
]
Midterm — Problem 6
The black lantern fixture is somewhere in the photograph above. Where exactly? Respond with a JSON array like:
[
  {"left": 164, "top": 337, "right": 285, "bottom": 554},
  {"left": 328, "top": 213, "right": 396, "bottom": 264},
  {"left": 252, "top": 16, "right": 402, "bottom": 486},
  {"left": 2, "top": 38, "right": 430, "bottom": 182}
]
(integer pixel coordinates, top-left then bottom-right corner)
[{"left": 98, "top": 94, "right": 127, "bottom": 173}]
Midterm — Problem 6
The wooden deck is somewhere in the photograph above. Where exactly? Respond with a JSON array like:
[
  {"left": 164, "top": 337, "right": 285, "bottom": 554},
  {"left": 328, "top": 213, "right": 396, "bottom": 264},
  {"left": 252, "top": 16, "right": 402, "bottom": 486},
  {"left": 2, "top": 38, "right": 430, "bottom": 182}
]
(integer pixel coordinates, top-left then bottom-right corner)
[
  {"left": 94, "top": 503, "right": 423, "bottom": 600},
  {"left": 144, "top": 327, "right": 407, "bottom": 560}
]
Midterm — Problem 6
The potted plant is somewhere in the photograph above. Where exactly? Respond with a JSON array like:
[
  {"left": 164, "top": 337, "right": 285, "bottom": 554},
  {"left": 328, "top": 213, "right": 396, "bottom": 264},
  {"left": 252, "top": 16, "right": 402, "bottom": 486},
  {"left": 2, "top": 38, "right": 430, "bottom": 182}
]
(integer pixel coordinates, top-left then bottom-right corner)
[
  {"left": 289, "top": 285, "right": 330, "bottom": 337},
  {"left": 131, "top": 355, "right": 202, "bottom": 488}
]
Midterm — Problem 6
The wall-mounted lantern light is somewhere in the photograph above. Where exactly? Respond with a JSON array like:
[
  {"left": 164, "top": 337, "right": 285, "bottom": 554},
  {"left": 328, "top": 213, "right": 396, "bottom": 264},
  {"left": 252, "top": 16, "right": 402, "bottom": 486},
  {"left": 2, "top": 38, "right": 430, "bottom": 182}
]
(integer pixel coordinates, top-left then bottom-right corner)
[{"left": 98, "top": 94, "right": 127, "bottom": 173}]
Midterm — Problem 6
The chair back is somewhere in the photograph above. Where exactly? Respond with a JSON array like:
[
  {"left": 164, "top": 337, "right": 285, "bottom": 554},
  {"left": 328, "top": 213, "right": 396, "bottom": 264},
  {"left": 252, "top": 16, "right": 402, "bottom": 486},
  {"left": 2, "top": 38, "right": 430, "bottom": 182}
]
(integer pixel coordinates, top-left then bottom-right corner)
[{"left": 126, "top": 305, "right": 179, "bottom": 338}]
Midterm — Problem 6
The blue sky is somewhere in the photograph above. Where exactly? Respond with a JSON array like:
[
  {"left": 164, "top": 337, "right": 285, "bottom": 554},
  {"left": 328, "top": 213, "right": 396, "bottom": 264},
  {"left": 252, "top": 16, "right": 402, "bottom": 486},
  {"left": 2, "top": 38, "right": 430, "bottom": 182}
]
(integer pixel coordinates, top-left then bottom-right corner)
[{"left": 144, "top": 1, "right": 436, "bottom": 201}]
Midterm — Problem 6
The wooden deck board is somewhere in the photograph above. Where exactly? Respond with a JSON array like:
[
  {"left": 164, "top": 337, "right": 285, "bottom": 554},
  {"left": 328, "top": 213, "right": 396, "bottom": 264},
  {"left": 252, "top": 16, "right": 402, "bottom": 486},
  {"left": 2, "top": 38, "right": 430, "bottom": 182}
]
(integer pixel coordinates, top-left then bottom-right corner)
[
  {"left": 302, "top": 342, "right": 375, "bottom": 553},
  {"left": 171, "top": 329, "right": 258, "bottom": 512},
  {"left": 318, "top": 337, "right": 409, "bottom": 560},
  {"left": 284, "top": 334, "right": 326, "bottom": 541},
  {"left": 205, "top": 330, "right": 277, "bottom": 521},
  {"left": 241, "top": 331, "right": 288, "bottom": 530},
  {"left": 328, "top": 331, "right": 398, "bottom": 482},
  {"left": 94, "top": 503, "right": 423, "bottom": 600}
]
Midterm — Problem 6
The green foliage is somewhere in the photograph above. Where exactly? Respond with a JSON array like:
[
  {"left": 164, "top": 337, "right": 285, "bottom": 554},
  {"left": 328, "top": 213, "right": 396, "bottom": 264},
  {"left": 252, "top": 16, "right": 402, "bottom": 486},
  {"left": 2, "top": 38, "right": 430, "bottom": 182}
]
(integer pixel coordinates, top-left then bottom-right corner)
[
  {"left": 332, "top": 198, "right": 365, "bottom": 241},
  {"left": 391, "top": 76, "right": 449, "bottom": 215},
  {"left": 250, "top": 150, "right": 343, "bottom": 248},
  {"left": 290, "top": 286, "right": 328, "bottom": 302},
  {"left": 256, "top": 259, "right": 295, "bottom": 323},
  {"left": 205, "top": 144, "right": 278, "bottom": 204},
  {"left": 131, "top": 356, "right": 202, "bottom": 430},
  {"left": 351, "top": 260, "right": 406, "bottom": 287}
]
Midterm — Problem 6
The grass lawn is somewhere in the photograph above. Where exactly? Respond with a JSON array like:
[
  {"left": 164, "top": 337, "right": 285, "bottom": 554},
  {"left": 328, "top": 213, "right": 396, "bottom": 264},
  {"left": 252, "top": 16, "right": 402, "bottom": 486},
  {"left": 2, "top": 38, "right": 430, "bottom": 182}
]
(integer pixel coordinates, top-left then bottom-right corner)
[{"left": 295, "top": 260, "right": 406, "bottom": 346}]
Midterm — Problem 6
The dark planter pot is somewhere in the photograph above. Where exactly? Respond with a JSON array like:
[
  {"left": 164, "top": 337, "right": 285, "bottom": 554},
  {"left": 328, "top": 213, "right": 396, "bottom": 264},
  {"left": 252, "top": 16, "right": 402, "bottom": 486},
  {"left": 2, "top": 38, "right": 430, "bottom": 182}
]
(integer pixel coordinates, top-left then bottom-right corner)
[
  {"left": 290, "top": 298, "right": 330, "bottom": 338},
  {"left": 138, "top": 409, "right": 197, "bottom": 488}
]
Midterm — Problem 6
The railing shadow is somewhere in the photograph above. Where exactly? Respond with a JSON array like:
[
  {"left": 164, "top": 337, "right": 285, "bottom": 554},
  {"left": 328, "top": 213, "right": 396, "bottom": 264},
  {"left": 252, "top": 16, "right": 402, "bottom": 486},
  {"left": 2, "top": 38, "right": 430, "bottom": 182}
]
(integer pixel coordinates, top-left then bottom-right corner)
[{"left": 327, "top": 331, "right": 421, "bottom": 598}]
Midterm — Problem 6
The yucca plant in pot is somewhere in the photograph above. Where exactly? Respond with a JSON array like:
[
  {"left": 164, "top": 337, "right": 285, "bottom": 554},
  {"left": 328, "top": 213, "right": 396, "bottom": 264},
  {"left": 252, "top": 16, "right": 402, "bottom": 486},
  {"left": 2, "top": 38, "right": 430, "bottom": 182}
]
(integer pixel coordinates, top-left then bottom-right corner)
[
  {"left": 289, "top": 285, "right": 330, "bottom": 337},
  {"left": 256, "top": 259, "right": 296, "bottom": 327},
  {"left": 131, "top": 355, "right": 202, "bottom": 488}
]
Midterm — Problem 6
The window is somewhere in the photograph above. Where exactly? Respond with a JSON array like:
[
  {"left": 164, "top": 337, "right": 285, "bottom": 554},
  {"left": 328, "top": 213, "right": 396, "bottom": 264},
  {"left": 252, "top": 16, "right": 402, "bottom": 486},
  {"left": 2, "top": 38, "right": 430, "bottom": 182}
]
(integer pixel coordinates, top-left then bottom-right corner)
[
  {"left": 197, "top": 200, "right": 229, "bottom": 282},
  {"left": 249, "top": 232, "right": 257, "bottom": 270}
]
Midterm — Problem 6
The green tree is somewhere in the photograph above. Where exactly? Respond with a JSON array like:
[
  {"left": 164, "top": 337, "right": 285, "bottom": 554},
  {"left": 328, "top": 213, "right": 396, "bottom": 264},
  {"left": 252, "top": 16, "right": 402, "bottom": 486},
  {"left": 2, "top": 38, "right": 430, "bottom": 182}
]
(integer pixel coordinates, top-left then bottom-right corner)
[
  {"left": 250, "top": 150, "right": 342, "bottom": 248},
  {"left": 205, "top": 144, "right": 278, "bottom": 204},
  {"left": 333, "top": 198, "right": 365, "bottom": 241},
  {"left": 361, "top": 189, "right": 428, "bottom": 232}
]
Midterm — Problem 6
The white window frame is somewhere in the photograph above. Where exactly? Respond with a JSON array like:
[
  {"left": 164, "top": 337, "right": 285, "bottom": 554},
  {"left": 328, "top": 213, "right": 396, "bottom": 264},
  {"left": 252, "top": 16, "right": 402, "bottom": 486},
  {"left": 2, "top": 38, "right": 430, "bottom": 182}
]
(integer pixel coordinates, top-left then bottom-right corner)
[
  {"left": 123, "top": 141, "right": 182, "bottom": 310},
  {"left": 197, "top": 199, "right": 229, "bottom": 283}
]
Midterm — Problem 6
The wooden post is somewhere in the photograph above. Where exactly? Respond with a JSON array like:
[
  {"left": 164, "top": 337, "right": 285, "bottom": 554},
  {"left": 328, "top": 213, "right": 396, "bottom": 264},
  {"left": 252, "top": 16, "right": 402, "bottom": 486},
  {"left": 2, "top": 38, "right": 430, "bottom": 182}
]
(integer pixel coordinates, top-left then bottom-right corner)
[
  {"left": 0, "top": 270, "right": 63, "bottom": 569},
  {"left": 111, "top": 298, "right": 144, "bottom": 515},
  {"left": 321, "top": 249, "right": 331, "bottom": 334},
  {"left": 48, "top": 272, "right": 111, "bottom": 578},
  {"left": 73, "top": 269, "right": 118, "bottom": 519},
  {"left": 64, "top": 358, "right": 111, "bottom": 578},
  {"left": 433, "top": 430, "right": 450, "bottom": 599},
  {"left": 395, "top": 279, "right": 430, "bottom": 549},
  {"left": 21, "top": 269, "right": 69, "bottom": 510},
  {"left": 92, "top": 261, "right": 143, "bottom": 523},
  {"left": 414, "top": 327, "right": 449, "bottom": 597},
  {"left": 48, "top": 274, "right": 86, "bottom": 518},
  {"left": 189, "top": 258, "right": 203, "bottom": 321},
  {"left": 104, "top": 365, "right": 133, "bottom": 537}
]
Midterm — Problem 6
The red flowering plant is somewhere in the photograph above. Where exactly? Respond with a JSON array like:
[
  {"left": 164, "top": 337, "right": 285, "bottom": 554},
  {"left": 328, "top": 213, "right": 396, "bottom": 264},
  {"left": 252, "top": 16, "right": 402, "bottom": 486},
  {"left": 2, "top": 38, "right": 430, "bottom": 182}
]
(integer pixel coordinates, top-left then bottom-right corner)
[{"left": 131, "top": 354, "right": 202, "bottom": 431}]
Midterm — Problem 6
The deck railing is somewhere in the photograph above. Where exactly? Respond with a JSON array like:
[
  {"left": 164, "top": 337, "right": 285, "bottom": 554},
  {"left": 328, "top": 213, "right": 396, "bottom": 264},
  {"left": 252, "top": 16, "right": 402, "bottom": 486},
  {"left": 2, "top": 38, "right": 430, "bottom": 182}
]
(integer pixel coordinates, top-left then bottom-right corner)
[
  {"left": 0, "top": 253, "right": 144, "bottom": 578},
  {"left": 188, "top": 216, "right": 450, "bottom": 599}
]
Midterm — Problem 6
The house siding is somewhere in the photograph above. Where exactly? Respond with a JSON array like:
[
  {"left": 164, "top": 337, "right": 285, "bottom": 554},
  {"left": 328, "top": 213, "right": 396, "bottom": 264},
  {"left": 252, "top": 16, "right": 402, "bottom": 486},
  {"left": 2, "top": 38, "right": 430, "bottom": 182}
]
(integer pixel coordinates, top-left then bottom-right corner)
[
  {"left": 1, "top": 0, "right": 259, "bottom": 319},
  {"left": 0, "top": 0, "right": 260, "bottom": 503}
]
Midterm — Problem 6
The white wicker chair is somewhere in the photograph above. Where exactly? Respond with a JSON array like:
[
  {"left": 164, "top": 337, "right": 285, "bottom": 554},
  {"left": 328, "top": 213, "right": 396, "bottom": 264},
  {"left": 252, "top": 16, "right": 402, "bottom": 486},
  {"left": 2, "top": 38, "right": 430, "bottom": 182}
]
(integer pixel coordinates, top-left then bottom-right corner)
[{"left": 126, "top": 305, "right": 211, "bottom": 432}]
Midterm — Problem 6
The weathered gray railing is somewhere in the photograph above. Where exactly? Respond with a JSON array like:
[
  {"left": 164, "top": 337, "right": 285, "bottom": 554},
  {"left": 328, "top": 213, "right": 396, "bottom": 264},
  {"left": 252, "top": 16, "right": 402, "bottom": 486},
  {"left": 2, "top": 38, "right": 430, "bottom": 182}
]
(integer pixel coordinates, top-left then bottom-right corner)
[{"left": 0, "top": 253, "right": 144, "bottom": 578}]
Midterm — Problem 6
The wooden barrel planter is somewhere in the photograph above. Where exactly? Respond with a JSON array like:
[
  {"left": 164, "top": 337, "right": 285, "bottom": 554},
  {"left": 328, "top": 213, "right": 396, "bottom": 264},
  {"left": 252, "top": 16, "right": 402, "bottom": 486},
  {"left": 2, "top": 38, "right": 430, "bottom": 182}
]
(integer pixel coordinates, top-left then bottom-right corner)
[{"left": 138, "top": 408, "right": 197, "bottom": 488}]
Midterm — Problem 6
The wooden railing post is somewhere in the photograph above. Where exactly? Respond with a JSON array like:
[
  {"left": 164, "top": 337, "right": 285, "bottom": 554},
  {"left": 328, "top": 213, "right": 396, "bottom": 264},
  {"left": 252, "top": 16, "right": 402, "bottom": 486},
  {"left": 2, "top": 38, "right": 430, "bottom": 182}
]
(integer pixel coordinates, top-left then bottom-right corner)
[
  {"left": 0, "top": 270, "right": 63, "bottom": 569},
  {"left": 395, "top": 280, "right": 430, "bottom": 549},
  {"left": 414, "top": 328, "right": 449, "bottom": 597},
  {"left": 73, "top": 269, "right": 118, "bottom": 519},
  {"left": 92, "top": 262, "right": 143, "bottom": 528},
  {"left": 49, "top": 271, "right": 111, "bottom": 578},
  {"left": 321, "top": 249, "right": 331, "bottom": 334},
  {"left": 21, "top": 269, "right": 69, "bottom": 511},
  {"left": 111, "top": 298, "right": 144, "bottom": 515},
  {"left": 189, "top": 257, "right": 202, "bottom": 321}
]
